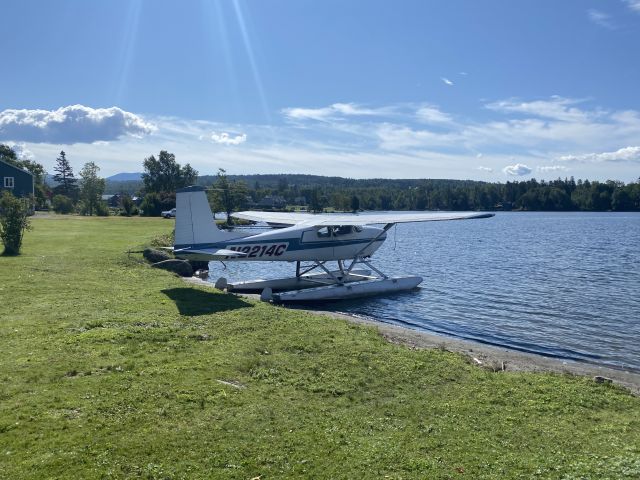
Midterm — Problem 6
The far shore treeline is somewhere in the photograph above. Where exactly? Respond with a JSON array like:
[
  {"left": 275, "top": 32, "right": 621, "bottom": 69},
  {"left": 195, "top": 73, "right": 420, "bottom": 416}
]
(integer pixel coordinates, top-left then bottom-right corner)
[
  {"left": 107, "top": 172, "right": 640, "bottom": 213},
  {"left": 2, "top": 144, "right": 639, "bottom": 214}
]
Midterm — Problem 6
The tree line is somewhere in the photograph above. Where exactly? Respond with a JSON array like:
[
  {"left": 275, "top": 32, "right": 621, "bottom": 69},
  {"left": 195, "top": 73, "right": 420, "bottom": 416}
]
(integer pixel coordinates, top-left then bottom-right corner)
[
  {"left": 3, "top": 144, "right": 639, "bottom": 218},
  {"left": 136, "top": 169, "right": 640, "bottom": 213},
  {"left": 114, "top": 163, "right": 640, "bottom": 214},
  {"left": 255, "top": 176, "right": 640, "bottom": 212}
]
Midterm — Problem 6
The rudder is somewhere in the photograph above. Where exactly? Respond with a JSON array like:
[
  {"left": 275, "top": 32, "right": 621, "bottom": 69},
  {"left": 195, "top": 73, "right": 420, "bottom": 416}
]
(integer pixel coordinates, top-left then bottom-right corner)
[{"left": 174, "top": 186, "right": 238, "bottom": 248}]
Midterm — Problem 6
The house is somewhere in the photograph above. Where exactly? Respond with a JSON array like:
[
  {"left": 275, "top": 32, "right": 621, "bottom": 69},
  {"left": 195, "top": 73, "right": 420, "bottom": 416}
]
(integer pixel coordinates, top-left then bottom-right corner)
[
  {"left": 0, "top": 158, "right": 34, "bottom": 199},
  {"left": 257, "top": 195, "right": 287, "bottom": 209},
  {"left": 101, "top": 194, "right": 121, "bottom": 207}
]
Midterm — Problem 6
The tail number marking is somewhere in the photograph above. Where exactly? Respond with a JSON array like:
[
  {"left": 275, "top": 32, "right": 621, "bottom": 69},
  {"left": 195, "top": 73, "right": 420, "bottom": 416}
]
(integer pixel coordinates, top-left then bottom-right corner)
[{"left": 228, "top": 243, "right": 288, "bottom": 258}]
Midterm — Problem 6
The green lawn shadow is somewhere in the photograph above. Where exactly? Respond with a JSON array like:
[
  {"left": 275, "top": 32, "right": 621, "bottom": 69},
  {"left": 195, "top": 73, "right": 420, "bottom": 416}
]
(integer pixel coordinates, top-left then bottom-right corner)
[{"left": 162, "top": 287, "right": 253, "bottom": 316}]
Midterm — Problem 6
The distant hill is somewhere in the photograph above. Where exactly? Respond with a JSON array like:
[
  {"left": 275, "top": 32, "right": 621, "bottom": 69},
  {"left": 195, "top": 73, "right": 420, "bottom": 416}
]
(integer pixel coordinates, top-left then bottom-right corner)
[{"left": 106, "top": 172, "right": 142, "bottom": 182}]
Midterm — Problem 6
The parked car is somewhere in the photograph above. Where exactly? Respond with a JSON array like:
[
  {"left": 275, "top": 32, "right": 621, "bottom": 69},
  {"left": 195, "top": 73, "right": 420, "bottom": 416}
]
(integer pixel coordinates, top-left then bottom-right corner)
[{"left": 161, "top": 208, "right": 176, "bottom": 218}]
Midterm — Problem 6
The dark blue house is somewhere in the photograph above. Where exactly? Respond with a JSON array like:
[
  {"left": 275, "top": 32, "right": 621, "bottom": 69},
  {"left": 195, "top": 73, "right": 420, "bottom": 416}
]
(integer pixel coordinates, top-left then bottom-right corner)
[{"left": 0, "top": 158, "right": 34, "bottom": 199}]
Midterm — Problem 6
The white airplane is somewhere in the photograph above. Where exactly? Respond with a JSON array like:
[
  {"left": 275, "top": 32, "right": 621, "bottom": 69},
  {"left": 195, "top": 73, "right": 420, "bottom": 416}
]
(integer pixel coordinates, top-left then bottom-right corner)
[{"left": 173, "top": 185, "right": 494, "bottom": 302}]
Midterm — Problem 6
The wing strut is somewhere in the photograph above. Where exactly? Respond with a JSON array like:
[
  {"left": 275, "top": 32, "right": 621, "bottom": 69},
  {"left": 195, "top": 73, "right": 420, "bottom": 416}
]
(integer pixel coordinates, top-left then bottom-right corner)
[{"left": 352, "top": 223, "right": 395, "bottom": 261}]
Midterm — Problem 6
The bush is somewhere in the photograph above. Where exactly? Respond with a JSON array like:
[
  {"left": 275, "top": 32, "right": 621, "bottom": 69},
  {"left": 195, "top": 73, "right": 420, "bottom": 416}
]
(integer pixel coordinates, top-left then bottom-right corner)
[
  {"left": 96, "top": 202, "right": 110, "bottom": 216},
  {"left": 120, "top": 195, "right": 137, "bottom": 216},
  {"left": 52, "top": 194, "right": 74, "bottom": 214},
  {"left": 143, "top": 248, "right": 172, "bottom": 263},
  {"left": 76, "top": 200, "right": 88, "bottom": 215},
  {"left": 150, "top": 231, "right": 174, "bottom": 248},
  {"left": 140, "top": 193, "right": 163, "bottom": 216},
  {"left": 0, "top": 191, "right": 32, "bottom": 255},
  {"left": 119, "top": 206, "right": 139, "bottom": 216}
]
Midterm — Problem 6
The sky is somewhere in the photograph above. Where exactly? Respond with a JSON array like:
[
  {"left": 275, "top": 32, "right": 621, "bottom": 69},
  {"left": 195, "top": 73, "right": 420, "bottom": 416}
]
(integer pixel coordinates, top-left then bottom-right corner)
[{"left": 1, "top": 0, "right": 640, "bottom": 182}]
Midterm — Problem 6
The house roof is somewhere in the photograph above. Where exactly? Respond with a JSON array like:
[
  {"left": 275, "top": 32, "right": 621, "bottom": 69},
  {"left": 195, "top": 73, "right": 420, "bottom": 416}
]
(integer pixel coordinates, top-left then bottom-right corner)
[{"left": 0, "top": 158, "right": 35, "bottom": 176}]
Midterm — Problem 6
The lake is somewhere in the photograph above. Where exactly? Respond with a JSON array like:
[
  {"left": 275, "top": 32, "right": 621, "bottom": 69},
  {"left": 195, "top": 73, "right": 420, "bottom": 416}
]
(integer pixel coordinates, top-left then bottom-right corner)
[{"left": 207, "top": 212, "right": 640, "bottom": 371}]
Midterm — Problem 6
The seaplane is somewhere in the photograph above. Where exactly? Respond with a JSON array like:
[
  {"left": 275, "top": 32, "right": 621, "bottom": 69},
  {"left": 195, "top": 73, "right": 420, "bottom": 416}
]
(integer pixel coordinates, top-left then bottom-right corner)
[{"left": 172, "top": 185, "right": 495, "bottom": 302}]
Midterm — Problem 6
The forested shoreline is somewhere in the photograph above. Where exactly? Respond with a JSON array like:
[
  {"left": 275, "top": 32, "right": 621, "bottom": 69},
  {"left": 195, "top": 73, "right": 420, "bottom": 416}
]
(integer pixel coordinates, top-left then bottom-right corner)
[
  {"left": 107, "top": 174, "right": 640, "bottom": 212},
  {"left": 5, "top": 140, "right": 636, "bottom": 214}
]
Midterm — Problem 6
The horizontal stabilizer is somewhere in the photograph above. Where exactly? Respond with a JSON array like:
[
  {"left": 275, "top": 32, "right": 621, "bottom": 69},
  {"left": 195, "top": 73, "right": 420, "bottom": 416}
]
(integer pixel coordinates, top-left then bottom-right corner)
[{"left": 174, "top": 247, "right": 247, "bottom": 258}]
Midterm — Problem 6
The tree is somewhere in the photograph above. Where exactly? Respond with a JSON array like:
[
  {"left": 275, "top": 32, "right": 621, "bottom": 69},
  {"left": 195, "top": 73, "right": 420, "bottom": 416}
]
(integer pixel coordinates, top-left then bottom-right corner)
[
  {"left": 21, "top": 159, "right": 49, "bottom": 209},
  {"left": 0, "top": 191, "right": 31, "bottom": 255},
  {"left": 350, "top": 195, "right": 360, "bottom": 213},
  {"left": 53, "top": 151, "right": 79, "bottom": 200},
  {"left": 79, "top": 162, "right": 106, "bottom": 216},
  {"left": 142, "top": 151, "right": 198, "bottom": 194},
  {"left": 210, "top": 169, "right": 248, "bottom": 224},
  {"left": 309, "top": 187, "right": 325, "bottom": 213},
  {"left": 120, "top": 195, "right": 136, "bottom": 216},
  {"left": 0, "top": 144, "right": 19, "bottom": 165},
  {"left": 140, "top": 193, "right": 163, "bottom": 217}
]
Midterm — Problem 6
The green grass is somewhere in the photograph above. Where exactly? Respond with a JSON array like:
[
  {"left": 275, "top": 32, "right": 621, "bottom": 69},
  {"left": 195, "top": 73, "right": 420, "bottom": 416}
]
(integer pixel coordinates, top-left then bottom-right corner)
[{"left": 1, "top": 215, "right": 639, "bottom": 479}]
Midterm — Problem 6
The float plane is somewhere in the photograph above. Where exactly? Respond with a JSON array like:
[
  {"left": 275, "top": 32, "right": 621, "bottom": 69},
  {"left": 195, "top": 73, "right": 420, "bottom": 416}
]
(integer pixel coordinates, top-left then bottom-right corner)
[{"left": 172, "top": 186, "right": 494, "bottom": 302}]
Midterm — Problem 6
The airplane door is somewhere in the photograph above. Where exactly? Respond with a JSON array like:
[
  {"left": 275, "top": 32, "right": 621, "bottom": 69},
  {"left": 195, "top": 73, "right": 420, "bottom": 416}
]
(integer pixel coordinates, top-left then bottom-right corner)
[{"left": 301, "top": 227, "right": 335, "bottom": 258}]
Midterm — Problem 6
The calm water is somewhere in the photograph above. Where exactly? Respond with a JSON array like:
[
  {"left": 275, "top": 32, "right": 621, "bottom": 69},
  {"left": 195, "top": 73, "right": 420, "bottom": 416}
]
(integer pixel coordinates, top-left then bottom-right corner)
[{"left": 207, "top": 212, "right": 640, "bottom": 371}]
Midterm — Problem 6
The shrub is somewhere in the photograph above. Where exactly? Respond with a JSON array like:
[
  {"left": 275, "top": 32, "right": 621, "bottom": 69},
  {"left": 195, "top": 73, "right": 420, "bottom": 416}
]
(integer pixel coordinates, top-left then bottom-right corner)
[
  {"left": 120, "top": 195, "right": 135, "bottom": 216},
  {"left": 0, "top": 191, "right": 32, "bottom": 256},
  {"left": 140, "top": 193, "right": 163, "bottom": 216},
  {"left": 52, "top": 194, "right": 74, "bottom": 214},
  {"left": 95, "top": 201, "right": 110, "bottom": 216}
]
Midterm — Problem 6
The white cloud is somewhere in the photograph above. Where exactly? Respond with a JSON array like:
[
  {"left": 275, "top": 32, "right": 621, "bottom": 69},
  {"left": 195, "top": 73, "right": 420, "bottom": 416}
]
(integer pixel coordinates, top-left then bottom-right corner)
[
  {"left": 537, "top": 165, "right": 567, "bottom": 173},
  {"left": 416, "top": 105, "right": 453, "bottom": 124},
  {"left": 624, "top": 0, "right": 640, "bottom": 13},
  {"left": 11, "top": 98, "right": 640, "bottom": 181},
  {"left": 588, "top": 9, "right": 615, "bottom": 29},
  {"left": 0, "top": 105, "right": 156, "bottom": 144},
  {"left": 502, "top": 163, "right": 532, "bottom": 176},
  {"left": 485, "top": 96, "right": 594, "bottom": 122},
  {"left": 376, "top": 124, "right": 456, "bottom": 150},
  {"left": 441, "top": 77, "right": 454, "bottom": 86},
  {"left": 559, "top": 146, "right": 640, "bottom": 163},
  {"left": 282, "top": 103, "right": 378, "bottom": 121},
  {"left": 210, "top": 132, "right": 247, "bottom": 145}
]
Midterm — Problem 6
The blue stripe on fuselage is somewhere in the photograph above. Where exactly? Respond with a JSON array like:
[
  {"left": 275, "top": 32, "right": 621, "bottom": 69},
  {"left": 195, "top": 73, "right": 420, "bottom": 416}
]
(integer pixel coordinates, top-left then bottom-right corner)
[{"left": 174, "top": 236, "right": 378, "bottom": 252}]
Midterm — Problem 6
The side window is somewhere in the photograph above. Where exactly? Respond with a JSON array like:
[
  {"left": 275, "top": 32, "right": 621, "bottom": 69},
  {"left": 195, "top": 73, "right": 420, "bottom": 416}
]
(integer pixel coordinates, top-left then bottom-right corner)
[
  {"left": 317, "top": 227, "right": 332, "bottom": 238},
  {"left": 335, "top": 226, "right": 353, "bottom": 235},
  {"left": 4, "top": 177, "right": 14, "bottom": 188}
]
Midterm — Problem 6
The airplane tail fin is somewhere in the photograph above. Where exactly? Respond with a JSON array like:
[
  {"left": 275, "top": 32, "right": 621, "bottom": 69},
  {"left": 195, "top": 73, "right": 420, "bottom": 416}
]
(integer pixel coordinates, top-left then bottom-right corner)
[{"left": 174, "top": 186, "right": 239, "bottom": 248}]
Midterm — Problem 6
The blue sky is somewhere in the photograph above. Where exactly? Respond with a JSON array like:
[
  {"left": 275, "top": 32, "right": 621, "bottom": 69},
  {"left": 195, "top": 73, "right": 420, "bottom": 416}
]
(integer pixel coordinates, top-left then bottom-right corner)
[{"left": 1, "top": 0, "right": 640, "bottom": 181}]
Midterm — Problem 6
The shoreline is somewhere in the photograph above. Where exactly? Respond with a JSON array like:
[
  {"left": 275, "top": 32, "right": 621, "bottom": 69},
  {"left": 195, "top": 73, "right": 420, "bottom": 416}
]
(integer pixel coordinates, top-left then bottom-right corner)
[{"left": 185, "top": 277, "right": 640, "bottom": 395}]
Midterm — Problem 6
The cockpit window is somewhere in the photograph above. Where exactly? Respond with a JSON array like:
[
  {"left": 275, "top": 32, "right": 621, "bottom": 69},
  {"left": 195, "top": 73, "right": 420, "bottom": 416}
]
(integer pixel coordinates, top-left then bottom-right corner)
[
  {"left": 317, "top": 226, "right": 332, "bottom": 238},
  {"left": 335, "top": 225, "right": 353, "bottom": 235}
]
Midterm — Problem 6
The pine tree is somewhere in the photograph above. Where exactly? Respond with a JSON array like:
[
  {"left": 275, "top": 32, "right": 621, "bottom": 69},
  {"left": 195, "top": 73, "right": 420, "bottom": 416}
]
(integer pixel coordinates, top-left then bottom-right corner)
[{"left": 53, "top": 151, "right": 79, "bottom": 200}]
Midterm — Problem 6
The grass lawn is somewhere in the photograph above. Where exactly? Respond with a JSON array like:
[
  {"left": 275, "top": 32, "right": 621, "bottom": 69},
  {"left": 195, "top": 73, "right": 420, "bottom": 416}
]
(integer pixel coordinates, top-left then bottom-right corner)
[{"left": 1, "top": 215, "right": 639, "bottom": 479}]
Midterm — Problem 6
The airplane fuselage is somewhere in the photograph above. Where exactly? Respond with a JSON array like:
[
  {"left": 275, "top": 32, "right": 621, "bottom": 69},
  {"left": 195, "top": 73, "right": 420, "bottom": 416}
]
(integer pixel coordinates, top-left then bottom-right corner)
[{"left": 174, "top": 224, "right": 387, "bottom": 262}]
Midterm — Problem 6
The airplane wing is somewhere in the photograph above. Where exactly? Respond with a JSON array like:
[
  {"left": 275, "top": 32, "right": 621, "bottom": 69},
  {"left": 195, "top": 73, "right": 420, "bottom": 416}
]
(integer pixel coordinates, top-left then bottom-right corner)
[
  {"left": 232, "top": 210, "right": 494, "bottom": 227},
  {"left": 232, "top": 211, "right": 317, "bottom": 225}
]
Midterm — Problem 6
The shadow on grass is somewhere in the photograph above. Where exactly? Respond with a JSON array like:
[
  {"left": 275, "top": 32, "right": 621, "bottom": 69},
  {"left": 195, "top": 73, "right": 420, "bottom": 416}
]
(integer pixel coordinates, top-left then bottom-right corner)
[{"left": 162, "top": 288, "right": 253, "bottom": 316}]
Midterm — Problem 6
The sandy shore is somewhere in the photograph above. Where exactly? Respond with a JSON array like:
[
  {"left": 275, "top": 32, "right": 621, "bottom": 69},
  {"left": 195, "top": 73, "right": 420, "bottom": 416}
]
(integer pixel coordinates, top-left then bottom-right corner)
[{"left": 185, "top": 277, "right": 640, "bottom": 395}]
